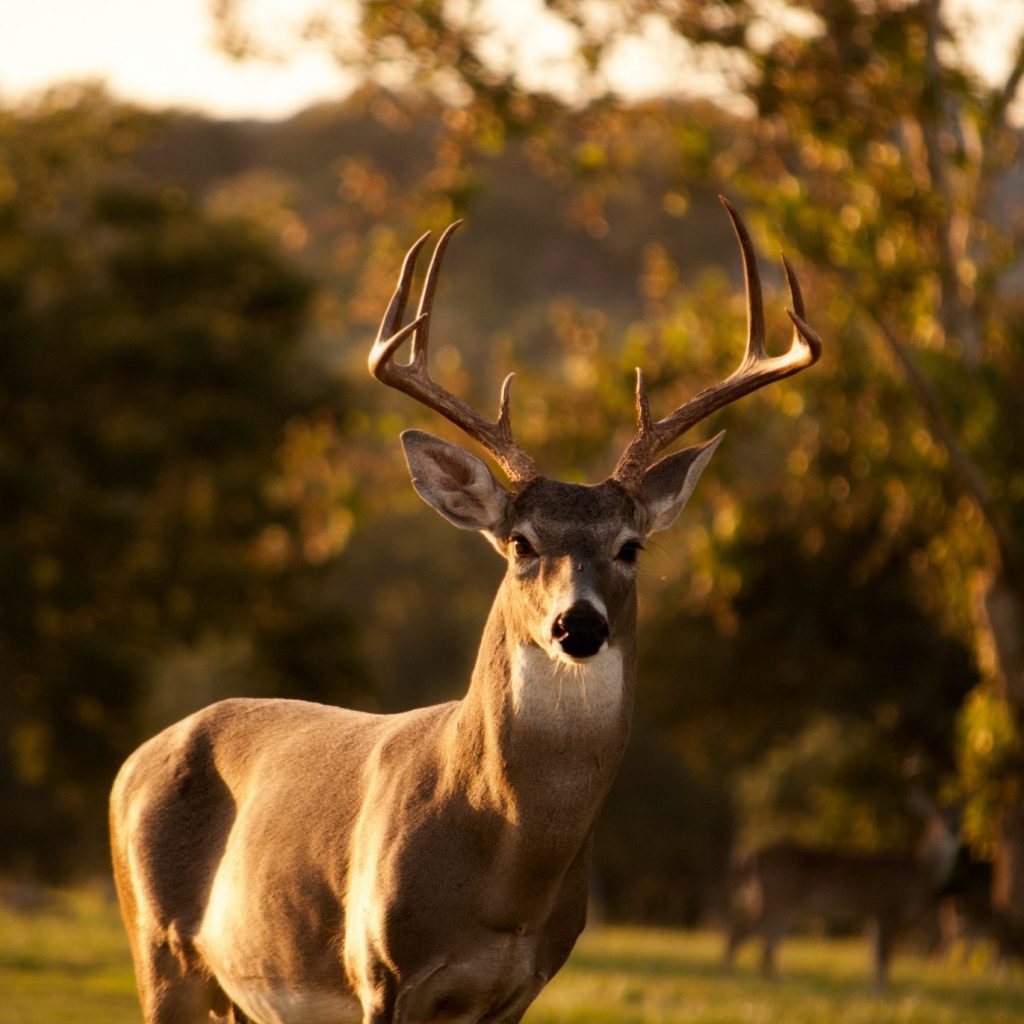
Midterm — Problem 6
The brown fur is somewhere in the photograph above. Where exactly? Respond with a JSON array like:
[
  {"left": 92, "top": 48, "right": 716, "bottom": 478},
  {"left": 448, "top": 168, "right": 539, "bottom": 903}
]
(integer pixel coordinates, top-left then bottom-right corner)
[{"left": 110, "top": 455, "right": 716, "bottom": 1024}]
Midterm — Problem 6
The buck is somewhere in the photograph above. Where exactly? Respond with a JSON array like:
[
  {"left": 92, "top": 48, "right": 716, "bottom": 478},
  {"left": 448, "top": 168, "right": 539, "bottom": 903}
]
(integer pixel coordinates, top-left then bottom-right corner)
[
  {"left": 110, "top": 199, "right": 820, "bottom": 1024},
  {"left": 723, "top": 802, "right": 960, "bottom": 990}
]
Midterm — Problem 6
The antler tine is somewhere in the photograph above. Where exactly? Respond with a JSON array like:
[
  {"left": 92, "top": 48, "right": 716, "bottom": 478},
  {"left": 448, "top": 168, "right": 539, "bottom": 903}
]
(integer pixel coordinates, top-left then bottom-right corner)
[
  {"left": 370, "top": 230, "right": 431, "bottom": 371},
  {"left": 612, "top": 198, "right": 822, "bottom": 490},
  {"left": 783, "top": 253, "right": 824, "bottom": 360},
  {"left": 410, "top": 220, "right": 461, "bottom": 366},
  {"left": 369, "top": 223, "right": 538, "bottom": 486},
  {"left": 723, "top": 196, "right": 767, "bottom": 363}
]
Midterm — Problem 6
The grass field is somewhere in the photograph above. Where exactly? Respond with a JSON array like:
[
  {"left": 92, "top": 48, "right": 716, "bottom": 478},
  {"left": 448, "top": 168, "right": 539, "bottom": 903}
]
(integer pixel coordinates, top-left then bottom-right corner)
[{"left": 2, "top": 888, "right": 1023, "bottom": 1023}]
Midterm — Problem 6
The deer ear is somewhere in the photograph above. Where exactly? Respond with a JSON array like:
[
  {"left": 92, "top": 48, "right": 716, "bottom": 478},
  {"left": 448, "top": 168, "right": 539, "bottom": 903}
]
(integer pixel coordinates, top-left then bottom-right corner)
[
  {"left": 401, "top": 429, "right": 511, "bottom": 533},
  {"left": 638, "top": 432, "right": 724, "bottom": 534}
]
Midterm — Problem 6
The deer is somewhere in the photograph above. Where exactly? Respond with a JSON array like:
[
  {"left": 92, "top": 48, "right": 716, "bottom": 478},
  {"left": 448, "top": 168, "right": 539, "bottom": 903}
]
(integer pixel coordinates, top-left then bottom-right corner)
[
  {"left": 723, "top": 800, "right": 960, "bottom": 990},
  {"left": 934, "top": 848, "right": 1024, "bottom": 969},
  {"left": 109, "top": 198, "right": 821, "bottom": 1024}
]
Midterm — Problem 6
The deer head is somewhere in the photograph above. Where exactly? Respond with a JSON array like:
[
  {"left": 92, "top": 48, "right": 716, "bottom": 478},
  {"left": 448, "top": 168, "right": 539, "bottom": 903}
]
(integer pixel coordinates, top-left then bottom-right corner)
[{"left": 369, "top": 199, "right": 822, "bottom": 667}]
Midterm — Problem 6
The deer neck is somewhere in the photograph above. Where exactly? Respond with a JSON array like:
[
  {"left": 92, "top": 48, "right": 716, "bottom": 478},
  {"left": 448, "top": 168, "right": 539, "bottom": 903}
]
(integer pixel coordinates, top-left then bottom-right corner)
[
  {"left": 916, "top": 817, "right": 960, "bottom": 888},
  {"left": 447, "top": 584, "right": 636, "bottom": 856}
]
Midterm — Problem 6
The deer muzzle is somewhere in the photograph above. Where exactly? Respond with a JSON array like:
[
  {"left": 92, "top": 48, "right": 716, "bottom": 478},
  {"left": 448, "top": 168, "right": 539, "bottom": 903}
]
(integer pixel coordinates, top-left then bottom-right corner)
[{"left": 551, "top": 601, "right": 609, "bottom": 660}]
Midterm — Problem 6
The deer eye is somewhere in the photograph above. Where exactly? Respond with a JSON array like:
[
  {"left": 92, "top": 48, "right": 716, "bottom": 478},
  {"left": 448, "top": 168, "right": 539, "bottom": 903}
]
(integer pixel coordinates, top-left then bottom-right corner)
[
  {"left": 510, "top": 534, "right": 537, "bottom": 559},
  {"left": 616, "top": 540, "right": 643, "bottom": 564}
]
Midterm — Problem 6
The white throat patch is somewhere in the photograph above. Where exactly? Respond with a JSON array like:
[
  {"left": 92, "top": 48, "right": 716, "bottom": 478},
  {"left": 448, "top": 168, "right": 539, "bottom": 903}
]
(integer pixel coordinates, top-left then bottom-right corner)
[{"left": 510, "top": 644, "right": 623, "bottom": 731}]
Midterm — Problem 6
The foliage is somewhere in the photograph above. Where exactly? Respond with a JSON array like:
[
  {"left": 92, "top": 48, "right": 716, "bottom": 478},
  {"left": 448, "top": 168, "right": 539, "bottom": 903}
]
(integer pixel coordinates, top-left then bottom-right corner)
[
  {"left": 0, "top": 86, "right": 364, "bottom": 877},
  {"left": 294, "top": 0, "right": 1024, "bottom": 888},
  {"left": 1, "top": 76, "right": 989, "bottom": 910},
  {"left": 10, "top": 0, "right": 1024, "bottom": 915},
  {"left": 688, "top": 0, "right": 1024, "bottom": 872},
  {"left": 211, "top": 0, "right": 1020, "bottom": 811},
  {"left": 958, "top": 683, "right": 1024, "bottom": 857},
  {"left": 597, "top": 725, "right": 733, "bottom": 925}
]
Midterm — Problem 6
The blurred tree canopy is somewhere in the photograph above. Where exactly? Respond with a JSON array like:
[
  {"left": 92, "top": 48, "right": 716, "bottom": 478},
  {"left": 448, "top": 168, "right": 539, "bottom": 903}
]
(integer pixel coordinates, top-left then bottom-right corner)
[
  {"left": 4, "top": 0, "right": 1023, "bottom": 925},
  {"left": 208, "top": 0, "right": 1024, "bottom": 920},
  {"left": 0, "top": 86, "right": 365, "bottom": 877}
]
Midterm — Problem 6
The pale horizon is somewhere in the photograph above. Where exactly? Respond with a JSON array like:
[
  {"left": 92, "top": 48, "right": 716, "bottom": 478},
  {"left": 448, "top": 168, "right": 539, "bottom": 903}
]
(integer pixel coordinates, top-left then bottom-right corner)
[
  {"left": 1, "top": 0, "right": 1021, "bottom": 121},
  {"left": 0, "top": 0, "right": 352, "bottom": 120}
]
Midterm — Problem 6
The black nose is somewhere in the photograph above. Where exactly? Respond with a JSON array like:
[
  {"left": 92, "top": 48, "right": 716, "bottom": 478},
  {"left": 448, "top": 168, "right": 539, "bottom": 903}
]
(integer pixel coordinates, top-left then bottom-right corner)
[{"left": 552, "top": 601, "right": 609, "bottom": 659}]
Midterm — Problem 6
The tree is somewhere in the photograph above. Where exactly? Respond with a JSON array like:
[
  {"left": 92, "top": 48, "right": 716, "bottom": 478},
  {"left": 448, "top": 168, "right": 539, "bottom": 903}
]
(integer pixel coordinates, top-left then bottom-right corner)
[
  {"left": 0, "top": 86, "right": 362, "bottom": 877},
  {"left": 684, "top": 0, "right": 1024, "bottom": 927},
  {"left": 546, "top": 0, "right": 1024, "bottom": 924},
  {"left": 212, "top": 0, "right": 1024, "bottom": 923}
]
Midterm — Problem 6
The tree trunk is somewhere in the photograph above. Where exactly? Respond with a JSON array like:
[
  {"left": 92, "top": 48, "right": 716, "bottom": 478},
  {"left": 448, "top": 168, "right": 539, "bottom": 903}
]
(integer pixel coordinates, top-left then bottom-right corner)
[{"left": 981, "top": 574, "right": 1024, "bottom": 924}]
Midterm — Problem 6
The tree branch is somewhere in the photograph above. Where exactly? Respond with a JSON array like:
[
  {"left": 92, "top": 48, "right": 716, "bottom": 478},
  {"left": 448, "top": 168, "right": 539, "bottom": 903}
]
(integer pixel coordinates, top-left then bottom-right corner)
[
  {"left": 917, "top": 0, "right": 981, "bottom": 361},
  {"left": 992, "top": 31, "right": 1024, "bottom": 126},
  {"left": 868, "top": 310, "right": 1019, "bottom": 573}
]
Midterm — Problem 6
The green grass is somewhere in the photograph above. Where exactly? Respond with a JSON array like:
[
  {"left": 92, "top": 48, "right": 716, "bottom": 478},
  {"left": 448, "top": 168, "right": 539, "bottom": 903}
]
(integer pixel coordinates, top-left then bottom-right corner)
[
  {"left": 0, "top": 886, "right": 138, "bottom": 1024},
  {"left": 1, "top": 891, "right": 1022, "bottom": 1023},
  {"left": 530, "top": 926, "right": 1024, "bottom": 1023}
]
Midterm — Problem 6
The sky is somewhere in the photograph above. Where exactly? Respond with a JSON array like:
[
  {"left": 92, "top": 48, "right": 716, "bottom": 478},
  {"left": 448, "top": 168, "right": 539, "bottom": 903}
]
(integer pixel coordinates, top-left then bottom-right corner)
[
  {"left": 0, "top": 0, "right": 352, "bottom": 119},
  {"left": 1, "top": 0, "right": 1022, "bottom": 121}
]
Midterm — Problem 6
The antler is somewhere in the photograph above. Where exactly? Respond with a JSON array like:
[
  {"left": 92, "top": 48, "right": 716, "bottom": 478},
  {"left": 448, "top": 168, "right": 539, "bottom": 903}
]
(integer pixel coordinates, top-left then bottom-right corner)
[
  {"left": 369, "top": 222, "right": 538, "bottom": 485},
  {"left": 612, "top": 197, "right": 823, "bottom": 489}
]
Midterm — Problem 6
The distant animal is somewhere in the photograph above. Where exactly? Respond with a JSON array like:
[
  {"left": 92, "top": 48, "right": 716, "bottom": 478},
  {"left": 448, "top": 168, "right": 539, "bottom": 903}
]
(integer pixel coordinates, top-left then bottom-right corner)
[
  {"left": 936, "top": 848, "right": 1024, "bottom": 968},
  {"left": 724, "top": 803, "right": 959, "bottom": 989},
  {"left": 109, "top": 200, "right": 821, "bottom": 1024}
]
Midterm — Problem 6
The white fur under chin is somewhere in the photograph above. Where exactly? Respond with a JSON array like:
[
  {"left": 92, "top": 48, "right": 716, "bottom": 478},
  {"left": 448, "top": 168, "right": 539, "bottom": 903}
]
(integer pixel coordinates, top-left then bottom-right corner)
[{"left": 510, "top": 644, "right": 623, "bottom": 731}]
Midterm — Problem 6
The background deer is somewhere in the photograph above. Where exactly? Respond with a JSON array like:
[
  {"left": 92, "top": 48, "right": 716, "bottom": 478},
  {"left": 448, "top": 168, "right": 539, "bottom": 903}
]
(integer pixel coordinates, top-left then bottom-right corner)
[
  {"left": 109, "top": 199, "right": 820, "bottom": 1024},
  {"left": 724, "top": 799, "right": 960, "bottom": 990},
  {"left": 935, "top": 848, "right": 1024, "bottom": 969}
]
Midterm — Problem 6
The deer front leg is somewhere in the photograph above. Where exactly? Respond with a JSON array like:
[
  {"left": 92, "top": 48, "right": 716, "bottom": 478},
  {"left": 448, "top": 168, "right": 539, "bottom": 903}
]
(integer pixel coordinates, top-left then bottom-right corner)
[
  {"left": 129, "top": 928, "right": 224, "bottom": 1024},
  {"left": 358, "top": 958, "right": 399, "bottom": 1024}
]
